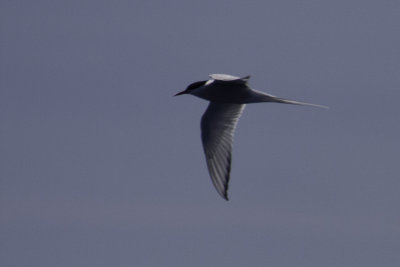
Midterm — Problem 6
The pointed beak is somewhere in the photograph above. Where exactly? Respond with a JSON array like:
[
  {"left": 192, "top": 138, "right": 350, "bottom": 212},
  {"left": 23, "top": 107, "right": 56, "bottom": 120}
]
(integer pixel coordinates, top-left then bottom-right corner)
[{"left": 174, "top": 90, "right": 186, "bottom": 96}]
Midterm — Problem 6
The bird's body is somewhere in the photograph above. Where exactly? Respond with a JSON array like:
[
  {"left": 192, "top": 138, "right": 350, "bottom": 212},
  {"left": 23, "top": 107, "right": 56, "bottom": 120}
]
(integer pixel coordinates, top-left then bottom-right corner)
[{"left": 175, "top": 74, "right": 327, "bottom": 200}]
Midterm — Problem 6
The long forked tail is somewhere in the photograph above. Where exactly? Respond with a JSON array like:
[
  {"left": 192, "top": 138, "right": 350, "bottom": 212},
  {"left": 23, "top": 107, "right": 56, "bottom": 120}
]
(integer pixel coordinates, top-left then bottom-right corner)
[
  {"left": 273, "top": 97, "right": 329, "bottom": 109},
  {"left": 250, "top": 89, "right": 329, "bottom": 109}
]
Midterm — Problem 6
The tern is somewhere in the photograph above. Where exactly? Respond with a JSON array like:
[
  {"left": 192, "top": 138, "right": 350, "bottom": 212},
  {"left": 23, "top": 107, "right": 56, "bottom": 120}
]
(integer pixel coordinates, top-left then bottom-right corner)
[{"left": 175, "top": 74, "right": 327, "bottom": 200}]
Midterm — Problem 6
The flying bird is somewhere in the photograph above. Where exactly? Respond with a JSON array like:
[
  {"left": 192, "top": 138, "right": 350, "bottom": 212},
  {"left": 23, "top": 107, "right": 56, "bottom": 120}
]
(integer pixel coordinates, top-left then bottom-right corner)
[{"left": 175, "top": 74, "right": 327, "bottom": 200}]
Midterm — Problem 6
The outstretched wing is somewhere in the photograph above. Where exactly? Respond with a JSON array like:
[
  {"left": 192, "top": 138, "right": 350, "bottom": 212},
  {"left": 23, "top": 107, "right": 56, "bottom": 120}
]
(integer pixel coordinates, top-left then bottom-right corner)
[
  {"left": 209, "top": 74, "right": 250, "bottom": 83},
  {"left": 200, "top": 102, "right": 245, "bottom": 200}
]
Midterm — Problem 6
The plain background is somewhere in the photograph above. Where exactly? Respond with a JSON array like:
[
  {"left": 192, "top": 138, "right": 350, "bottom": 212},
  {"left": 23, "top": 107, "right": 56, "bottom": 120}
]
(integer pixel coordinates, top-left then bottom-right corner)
[{"left": 1, "top": 0, "right": 399, "bottom": 266}]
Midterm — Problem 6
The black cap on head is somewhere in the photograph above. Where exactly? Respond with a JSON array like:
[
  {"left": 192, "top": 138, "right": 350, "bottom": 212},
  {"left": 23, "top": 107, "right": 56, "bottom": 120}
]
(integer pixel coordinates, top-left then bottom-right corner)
[
  {"left": 174, "top": 80, "right": 207, "bottom": 96},
  {"left": 185, "top": 80, "right": 207, "bottom": 92}
]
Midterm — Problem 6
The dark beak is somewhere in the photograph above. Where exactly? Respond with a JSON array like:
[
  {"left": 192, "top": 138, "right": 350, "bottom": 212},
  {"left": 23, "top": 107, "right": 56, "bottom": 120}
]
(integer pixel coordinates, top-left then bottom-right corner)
[{"left": 174, "top": 90, "right": 186, "bottom": 96}]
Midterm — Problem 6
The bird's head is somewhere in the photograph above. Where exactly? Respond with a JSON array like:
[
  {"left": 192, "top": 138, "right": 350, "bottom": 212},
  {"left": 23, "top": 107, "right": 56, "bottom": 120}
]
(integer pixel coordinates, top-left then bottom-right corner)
[{"left": 174, "top": 80, "right": 208, "bottom": 96}]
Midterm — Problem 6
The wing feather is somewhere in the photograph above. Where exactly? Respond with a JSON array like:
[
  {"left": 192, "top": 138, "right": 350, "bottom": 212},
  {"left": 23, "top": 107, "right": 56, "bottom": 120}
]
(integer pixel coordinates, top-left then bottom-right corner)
[
  {"left": 209, "top": 74, "right": 250, "bottom": 83},
  {"left": 200, "top": 102, "right": 245, "bottom": 200}
]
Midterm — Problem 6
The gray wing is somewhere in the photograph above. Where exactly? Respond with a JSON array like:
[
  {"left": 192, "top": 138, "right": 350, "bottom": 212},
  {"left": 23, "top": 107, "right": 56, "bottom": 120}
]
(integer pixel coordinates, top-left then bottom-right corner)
[
  {"left": 201, "top": 102, "right": 245, "bottom": 200},
  {"left": 209, "top": 74, "right": 250, "bottom": 83}
]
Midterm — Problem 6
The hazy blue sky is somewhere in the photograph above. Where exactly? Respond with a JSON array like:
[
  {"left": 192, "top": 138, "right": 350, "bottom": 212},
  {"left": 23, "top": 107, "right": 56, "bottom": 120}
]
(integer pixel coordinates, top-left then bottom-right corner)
[{"left": 1, "top": 0, "right": 399, "bottom": 266}]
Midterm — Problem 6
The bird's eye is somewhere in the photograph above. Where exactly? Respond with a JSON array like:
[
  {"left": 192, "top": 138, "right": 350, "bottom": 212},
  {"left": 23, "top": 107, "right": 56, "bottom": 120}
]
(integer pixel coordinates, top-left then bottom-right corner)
[{"left": 186, "top": 80, "right": 207, "bottom": 91}]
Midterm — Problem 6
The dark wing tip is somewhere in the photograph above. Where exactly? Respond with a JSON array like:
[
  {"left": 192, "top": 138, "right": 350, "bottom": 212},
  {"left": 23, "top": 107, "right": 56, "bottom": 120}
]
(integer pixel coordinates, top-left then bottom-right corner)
[
  {"left": 218, "top": 180, "right": 229, "bottom": 201},
  {"left": 224, "top": 154, "right": 231, "bottom": 201},
  {"left": 223, "top": 193, "right": 229, "bottom": 201}
]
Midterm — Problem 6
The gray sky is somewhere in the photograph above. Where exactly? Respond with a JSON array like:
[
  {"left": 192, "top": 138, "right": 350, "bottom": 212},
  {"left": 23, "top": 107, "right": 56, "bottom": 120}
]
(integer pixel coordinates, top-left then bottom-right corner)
[{"left": 1, "top": 0, "right": 399, "bottom": 266}]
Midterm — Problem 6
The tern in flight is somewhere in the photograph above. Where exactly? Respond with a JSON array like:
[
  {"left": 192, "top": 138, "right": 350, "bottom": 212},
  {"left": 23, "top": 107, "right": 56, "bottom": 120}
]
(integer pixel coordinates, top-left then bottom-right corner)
[{"left": 175, "top": 74, "right": 327, "bottom": 200}]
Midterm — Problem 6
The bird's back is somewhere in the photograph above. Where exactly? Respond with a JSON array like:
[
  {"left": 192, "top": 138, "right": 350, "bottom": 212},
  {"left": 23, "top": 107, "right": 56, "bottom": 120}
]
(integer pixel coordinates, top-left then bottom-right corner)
[{"left": 193, "top": 79, "right": 252, "bottom": 104}]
